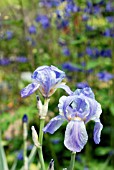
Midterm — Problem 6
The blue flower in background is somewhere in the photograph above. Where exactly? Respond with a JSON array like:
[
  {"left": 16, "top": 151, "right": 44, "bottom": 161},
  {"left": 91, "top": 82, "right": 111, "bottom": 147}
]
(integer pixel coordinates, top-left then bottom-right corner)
[
  {"left": 103, "top": 29, "right": 114, "bottom": 38},
  {"left": 43, "top": 87, "right": 103, "bottom": 152},
  {"left": 0, "top": 58, "right": 10, "bottom": 66},
  {"left": 16, "top": 56, "right": 28, "bottom": 63},
  {"left": 106, "top": 2, "right": 113, "bottom": 12},
  {"left": 106, "top": 16, "right": 114, "bottom": 23},
  {"left": 62, "top": 62, "right": 81, "bottom": 72},
  {"left": 62, "top": 47, "right": 70, "bottom": 56},
  {"left": 82, "top": 14, "right": 89, "bottom": 21},
  {"left": 56, "top": 19, "right": 69, "bottom": 29},
  {"left": 28, "top": 25, "right": 36, "bottom": 34},
  {"left": 100, "top": 49, "right": 112, "bottom": 58},
  {"left": 86, "top": 47, "right": 100, "bottom": 58},
  {"left": 21, "top": 65, "right": 71, "bottom": 98},
  {"left": 76, "top": 82, "right": 89, "bottom": 89},
  {"left": 97, "top": 71, "right": 114, "bottom": 82},
  {"left": 5, "top": 31, "right": 13, "bottom": 40},
  {"left": 65, "top": 1, "right": 79, "bottom": 14},
  {"left": 36, "top": 15, "right": 50, "bottom": 29},
  {"left": 39, "top": 0, "right": 62, "bottom": 7},
  {"left": 17, "top": 150, "right": 23, "bottom": 160}
]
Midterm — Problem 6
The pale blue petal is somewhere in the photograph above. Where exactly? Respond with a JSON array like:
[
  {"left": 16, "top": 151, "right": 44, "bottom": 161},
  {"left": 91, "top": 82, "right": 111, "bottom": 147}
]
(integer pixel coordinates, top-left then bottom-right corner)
[
  {"left": 58, "top": 96, "right": 67, "bottom": 116},
  {"left": 51, "top": 65, "right": 65, "bottom": 76},
  {"left": 63, "top": 96, "right": 77, "bottom": 119},
  {"left": 94, "top": 121, "right": 103, "bottom": 144},
  {"left": 85, "top": 100, "right": 102, "bottom": 123},
  {"left": 71, "top": 97, "right": 89, "bottom": 119},
  {"left": 64, "top": 120, "right": 88, "bottom": 152},
  {"left": 21, "top": 82, "right": 40, "bottom": 98},
  {"left": 74, "top": 87, "right": 95, "bottom": 99},
  {"left": 58, "top": 84, "right": 73, "bottom": 95},
  {"left": 43, "top": 115, "right": 65, "bottom": 134}
]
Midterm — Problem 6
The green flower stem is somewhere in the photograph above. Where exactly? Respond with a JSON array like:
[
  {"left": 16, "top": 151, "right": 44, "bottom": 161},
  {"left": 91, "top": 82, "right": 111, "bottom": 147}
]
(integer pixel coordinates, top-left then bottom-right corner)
[
  {"left": 68, "top": 152, "right": 76, "bottom": 170},
  {"left": 23, "top": 123, "right": 28, "bottom": 170},
  {"left": 38, "top": 118, "right": 45, "bottom": 170}
]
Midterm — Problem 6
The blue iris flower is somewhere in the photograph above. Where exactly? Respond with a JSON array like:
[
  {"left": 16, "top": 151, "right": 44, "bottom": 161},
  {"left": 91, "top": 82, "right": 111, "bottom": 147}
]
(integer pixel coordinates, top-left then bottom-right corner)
[
  {"left": 21, "top": 65, "right": 71, "bottom": 98},
  {"left": 43, "top": 87, "right": 103, "bottom": 152}
]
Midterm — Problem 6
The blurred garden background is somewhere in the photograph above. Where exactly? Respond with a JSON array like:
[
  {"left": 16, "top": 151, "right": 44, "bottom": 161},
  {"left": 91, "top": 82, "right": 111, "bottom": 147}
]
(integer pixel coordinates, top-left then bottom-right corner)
[{"left": 0, "top": 0, "right": 114, "bottom": 169}]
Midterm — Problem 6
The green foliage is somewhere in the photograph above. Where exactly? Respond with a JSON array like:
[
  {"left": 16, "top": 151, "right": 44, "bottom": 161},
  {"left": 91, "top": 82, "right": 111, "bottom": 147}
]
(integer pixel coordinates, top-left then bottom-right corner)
[{"left": 0, "top": 132, "right": 9, "bottom": 170}]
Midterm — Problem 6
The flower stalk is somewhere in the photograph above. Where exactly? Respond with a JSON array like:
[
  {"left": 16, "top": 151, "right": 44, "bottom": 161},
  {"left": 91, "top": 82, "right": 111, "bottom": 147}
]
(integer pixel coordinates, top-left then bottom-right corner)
[
  {"left": 38, "top": 118, "right": 45, "bottom": 170},
  {"left": 68, "top": 152, "right": 76, "bottom": 170},
  {"left": 23, "top": 115, "right": 28, "bottom": 170},
  {"left": 37, "top": 98, "right": 50, "bottom": 170}
]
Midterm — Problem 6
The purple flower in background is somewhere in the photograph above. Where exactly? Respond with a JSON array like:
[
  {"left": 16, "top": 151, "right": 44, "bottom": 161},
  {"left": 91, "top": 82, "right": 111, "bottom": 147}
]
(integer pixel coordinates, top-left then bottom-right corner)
[
  {"left": 103, "top": 29, "right": 114, "bottom": 38},
  {"left": 17, "top": 150, "right": 23, "bottom": 160},
  {"left": 100, "top": 49, "right": 112, "bottom": 58},
  {"left": 5, "top": 31, "right": 13, "bottom": 40},
  {"left": 62, "top": 47, "right": 70, "bottom": 56},
  {"left": 97, "top": 71, "right": 114, "bottom": 82},
  {"left": 103, "top": 29, "right": 111, "bottom": 37},
  {"left": 65, "top": 1, "right": 79, "bottom": 14},
  {"left": 21, "top": 65, "right": 71, "bottom": 98},
  {"left": 28, "top": 25, "right": 36, "bottom": 34},
  {"left": 43, "top": 87, "right": 103, "bottom": 152},
  {"left": 86, "top": 47, "right": 100, "bottom": 58},
  {"left": 106, "top": 2, "right": 113, "bottom": 12},
  {"left": 62, "top": 62, "right": 81, "bottom": 72},
  {"left": 82, "top": 14, "right": 89, "bottom": 21},
  {"left": 76, "top": 82, "right": 89, "bottom": 89},
  {"left": 106, "top": 16, "right": 114, "bottom": 23},
  {"left": 56, "top": 19, "right": 69, "bottom": 29},
  {"left": 0, "top": 58, "right": 10, "bottom": 65},
  {"left": 39, "top": 0, "right": 61, "bottom": 7},
  {"left": 36, "top": 15, "right": 50, "bottom": 29},
  {"left": 16, "top": 56, "right": 28, "bottom": 63},
  {"left": 93, "top": 5, "right": 101, "bottom": 14}
]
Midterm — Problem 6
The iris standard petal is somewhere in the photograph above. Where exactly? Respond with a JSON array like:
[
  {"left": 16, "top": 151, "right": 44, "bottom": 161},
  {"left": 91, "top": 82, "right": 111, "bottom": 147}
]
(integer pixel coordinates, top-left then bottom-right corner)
[
  {"left": 21, "top": 82, "right": 40, "bottom": 98},
  {"left": 94, "top": 121, "right": 103, "bottom": 144},
  {"left": 43, "top": 115, "right": 65, "bottom": 134},
  {"left": 64, "top": 120, "right": 88, "bottom": 152},
  {"left": 74, "top": 87, "right": 95, "bottom": 99},
  {"left": 71, "top": 97, "right": 89, "bottom": 119}
]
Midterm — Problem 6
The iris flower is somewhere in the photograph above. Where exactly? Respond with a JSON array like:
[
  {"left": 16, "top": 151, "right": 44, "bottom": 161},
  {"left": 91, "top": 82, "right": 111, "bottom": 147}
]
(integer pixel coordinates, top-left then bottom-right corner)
[
  {"left": 21, "top": 65, "right": 71, "bottom": 98},
  {"left": 43, "top": 87, "right": 103, "bottom": 152}
]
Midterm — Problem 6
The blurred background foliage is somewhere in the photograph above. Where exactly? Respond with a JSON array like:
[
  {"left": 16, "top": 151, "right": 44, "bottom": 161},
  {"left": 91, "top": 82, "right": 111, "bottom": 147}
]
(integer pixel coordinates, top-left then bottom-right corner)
[{"left": 0, "top": 0, "right": 114, "bottom": 169}]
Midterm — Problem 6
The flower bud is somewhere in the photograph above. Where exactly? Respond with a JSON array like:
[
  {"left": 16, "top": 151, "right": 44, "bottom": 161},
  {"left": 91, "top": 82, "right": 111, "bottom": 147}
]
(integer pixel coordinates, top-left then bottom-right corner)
[
  {"left": 36, "top": 95, "right": 43, "bottom": 116},
  {"left": 31, "top": 126, "right": 41, "bottom": 148},
  {"left": 22, "top": 114, "right": 28, "bottom": 123},
  {"left": 48, "top": 159, "right": 54, "bottom": 170}
]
